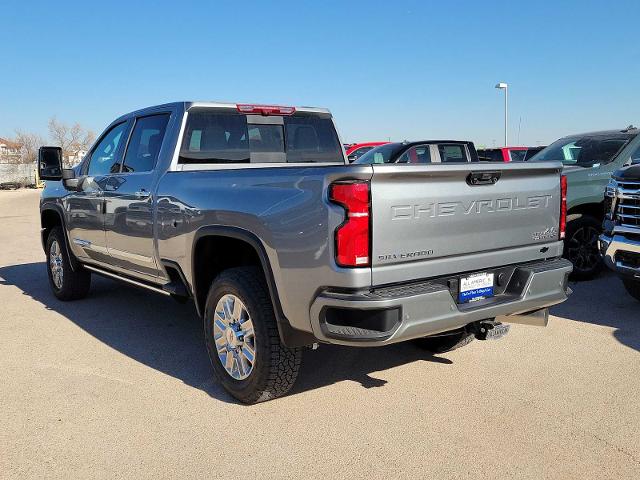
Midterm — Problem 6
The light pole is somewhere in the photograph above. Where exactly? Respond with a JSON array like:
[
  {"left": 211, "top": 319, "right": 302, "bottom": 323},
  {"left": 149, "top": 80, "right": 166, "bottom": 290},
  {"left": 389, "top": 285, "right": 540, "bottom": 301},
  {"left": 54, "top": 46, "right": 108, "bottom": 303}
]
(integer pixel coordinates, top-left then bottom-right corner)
[{"left": 495, "top": 82, "right": 508, "bottom": 146}]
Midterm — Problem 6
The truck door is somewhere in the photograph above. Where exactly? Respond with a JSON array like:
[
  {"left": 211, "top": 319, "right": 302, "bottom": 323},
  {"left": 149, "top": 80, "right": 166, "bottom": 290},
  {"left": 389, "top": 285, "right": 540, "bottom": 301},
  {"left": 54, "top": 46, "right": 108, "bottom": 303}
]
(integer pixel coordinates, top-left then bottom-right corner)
[
  {"left": 65, "top": 121, "right": 130, "bottom": 264},
  {"left": 103, "top": 113, "right": 170, "bottom": 278}
]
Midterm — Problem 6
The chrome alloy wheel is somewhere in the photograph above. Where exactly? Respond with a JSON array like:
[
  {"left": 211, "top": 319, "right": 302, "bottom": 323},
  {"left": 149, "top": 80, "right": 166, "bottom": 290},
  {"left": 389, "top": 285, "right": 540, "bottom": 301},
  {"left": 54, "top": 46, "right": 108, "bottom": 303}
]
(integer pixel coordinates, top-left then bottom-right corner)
[
  {"left": 212, "top": 294, "right": 256, "bottom": 380},
  {"left": 49, "top": 240, "right": 64, "bottom": 289}
]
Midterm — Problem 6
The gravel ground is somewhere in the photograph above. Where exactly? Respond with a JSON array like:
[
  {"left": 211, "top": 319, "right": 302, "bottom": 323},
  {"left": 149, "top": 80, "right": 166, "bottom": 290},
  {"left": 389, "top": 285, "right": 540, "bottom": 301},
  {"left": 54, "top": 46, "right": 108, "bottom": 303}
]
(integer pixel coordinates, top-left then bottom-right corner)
[{"left": 1, "top": 189, "right": 638, "bottom": 479}]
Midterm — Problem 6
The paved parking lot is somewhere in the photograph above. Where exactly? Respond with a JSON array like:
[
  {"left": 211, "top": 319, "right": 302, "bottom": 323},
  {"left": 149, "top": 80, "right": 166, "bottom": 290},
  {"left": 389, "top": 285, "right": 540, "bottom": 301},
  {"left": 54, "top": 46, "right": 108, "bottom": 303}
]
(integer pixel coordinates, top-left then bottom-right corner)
[{"left": 1, "top": 189, "right": 639, "bottom": 479}]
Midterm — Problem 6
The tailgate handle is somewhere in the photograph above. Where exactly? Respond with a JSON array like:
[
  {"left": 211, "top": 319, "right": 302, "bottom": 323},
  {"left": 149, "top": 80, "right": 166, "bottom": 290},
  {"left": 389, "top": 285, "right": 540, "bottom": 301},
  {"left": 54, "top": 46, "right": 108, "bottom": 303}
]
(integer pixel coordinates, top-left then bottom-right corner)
[{"left": 467, "top": 171, "right": 501, "bottom": 186}]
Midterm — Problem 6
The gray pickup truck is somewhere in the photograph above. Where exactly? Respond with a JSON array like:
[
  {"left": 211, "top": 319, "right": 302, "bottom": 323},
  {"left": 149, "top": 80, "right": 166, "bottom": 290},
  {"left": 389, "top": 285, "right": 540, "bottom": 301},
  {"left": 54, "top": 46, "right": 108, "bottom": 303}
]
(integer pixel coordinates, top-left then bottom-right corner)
[{"left": 38, "top": 101, "right": 572, "bottom": 403}]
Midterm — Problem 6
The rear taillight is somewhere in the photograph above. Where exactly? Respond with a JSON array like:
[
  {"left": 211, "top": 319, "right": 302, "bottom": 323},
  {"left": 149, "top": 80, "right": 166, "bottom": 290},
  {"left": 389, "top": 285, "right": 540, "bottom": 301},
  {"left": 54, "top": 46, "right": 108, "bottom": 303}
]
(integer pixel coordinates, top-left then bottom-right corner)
[
  {"left": 560, "top": 174, "right": 567, "bottom": 239},
  {"left": 329, "top": 181, "right": 370, "bottom": 267},
  {"left": 236, "top": 104, "right": 296, "bottom": 116}
]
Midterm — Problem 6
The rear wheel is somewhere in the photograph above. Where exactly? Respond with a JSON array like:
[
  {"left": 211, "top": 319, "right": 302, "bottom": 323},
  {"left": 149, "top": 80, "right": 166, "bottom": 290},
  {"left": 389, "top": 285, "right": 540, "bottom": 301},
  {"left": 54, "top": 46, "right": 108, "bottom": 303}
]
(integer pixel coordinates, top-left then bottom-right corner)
[
  {"left": 203, "top": 267, "right": 302, "bottom": 404},
  {"left": 414, "top": 329, "right": 475, "bottom": 354},
  {"left": 622, "top": 278, "right": 640, "bottom": 302},
  {"left": 46, "top": 227, "right": 91, "bottom": 301},
  {"left": 564, "top": 215, "right": 603, "bottom": 280}
]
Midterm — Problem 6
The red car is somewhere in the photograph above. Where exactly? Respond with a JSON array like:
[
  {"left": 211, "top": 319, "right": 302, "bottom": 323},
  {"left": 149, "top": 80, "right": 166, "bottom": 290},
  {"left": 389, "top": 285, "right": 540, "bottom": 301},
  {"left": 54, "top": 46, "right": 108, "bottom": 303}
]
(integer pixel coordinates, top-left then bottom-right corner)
[
  {"left": 345, "top": 142, "right": 389, "bottom": 162},
  {"left": 477, "top": 146, "right": 544, "bottom": 162}
]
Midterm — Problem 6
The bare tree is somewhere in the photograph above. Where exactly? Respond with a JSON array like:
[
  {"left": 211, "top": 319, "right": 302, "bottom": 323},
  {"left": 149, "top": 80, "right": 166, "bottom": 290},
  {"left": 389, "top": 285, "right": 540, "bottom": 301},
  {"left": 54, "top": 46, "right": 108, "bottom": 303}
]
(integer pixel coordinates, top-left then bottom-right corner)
[
  {"left": 48, "top": 117, "right": 96, "bottom": 165},
  {"left": 14, "top": 130, "right": 45, "bottom": 164}
]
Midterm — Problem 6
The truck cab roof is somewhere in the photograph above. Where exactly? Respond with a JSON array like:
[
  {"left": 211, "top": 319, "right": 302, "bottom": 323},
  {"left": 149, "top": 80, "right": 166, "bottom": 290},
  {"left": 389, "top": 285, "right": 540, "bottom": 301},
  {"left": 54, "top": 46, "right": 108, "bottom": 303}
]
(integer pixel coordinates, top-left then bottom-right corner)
[{"left": 114, "top": 102, "right": 332, "bottom": 124}]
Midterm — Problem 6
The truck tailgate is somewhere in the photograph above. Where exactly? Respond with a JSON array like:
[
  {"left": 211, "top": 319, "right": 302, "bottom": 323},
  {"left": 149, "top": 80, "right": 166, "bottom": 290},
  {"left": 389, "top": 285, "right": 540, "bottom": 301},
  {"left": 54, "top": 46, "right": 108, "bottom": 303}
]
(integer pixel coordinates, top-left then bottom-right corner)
[{"left": 370, "top": 162, "right": 563, "bottom": 285}]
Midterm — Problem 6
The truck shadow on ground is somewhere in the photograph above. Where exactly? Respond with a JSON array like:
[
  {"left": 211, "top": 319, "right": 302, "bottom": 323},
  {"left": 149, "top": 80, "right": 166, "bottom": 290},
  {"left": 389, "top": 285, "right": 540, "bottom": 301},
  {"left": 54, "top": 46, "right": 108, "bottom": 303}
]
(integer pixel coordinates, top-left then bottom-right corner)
[
  {"left": 0, "top": 262, "right": 452, "bottom": 404},
  {"left": 550, "top": 270, "right": 639, "bottom": 352}
]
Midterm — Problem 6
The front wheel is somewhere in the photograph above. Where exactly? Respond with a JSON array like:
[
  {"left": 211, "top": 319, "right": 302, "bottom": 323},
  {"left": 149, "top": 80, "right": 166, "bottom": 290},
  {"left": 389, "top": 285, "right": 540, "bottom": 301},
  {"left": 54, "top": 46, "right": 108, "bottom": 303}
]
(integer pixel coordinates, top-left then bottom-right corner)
[
  {"left": 203, "top": 267, "right": 302, "bottom": 404},
  {"left": 564, "top": 215, "right": 603, "bottom": 281},
  {"left": 46, "top": 227, "right": 91, "bottom": 301},
  {"left": 622, "top": 278, "right": 640, "bottom": 302}
]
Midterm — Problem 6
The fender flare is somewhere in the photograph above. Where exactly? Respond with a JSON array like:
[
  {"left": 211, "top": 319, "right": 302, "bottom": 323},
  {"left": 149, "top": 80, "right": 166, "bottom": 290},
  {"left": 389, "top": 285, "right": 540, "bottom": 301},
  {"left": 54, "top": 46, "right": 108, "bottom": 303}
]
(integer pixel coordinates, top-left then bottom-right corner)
[
  {"left": 40, "top": 203, "right": 79, "bottom": 272},
  {"left": 192, "top": 225, "right": 316, "bottom": 348}
]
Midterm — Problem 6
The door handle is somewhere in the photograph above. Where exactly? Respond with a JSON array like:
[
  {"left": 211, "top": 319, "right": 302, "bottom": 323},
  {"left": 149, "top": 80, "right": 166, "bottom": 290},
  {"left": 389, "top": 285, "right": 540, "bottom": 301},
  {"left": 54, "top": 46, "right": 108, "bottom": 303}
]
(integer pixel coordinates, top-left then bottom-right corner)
[{"left": 134, "top": 190, "right": 150, "bottom": 199}]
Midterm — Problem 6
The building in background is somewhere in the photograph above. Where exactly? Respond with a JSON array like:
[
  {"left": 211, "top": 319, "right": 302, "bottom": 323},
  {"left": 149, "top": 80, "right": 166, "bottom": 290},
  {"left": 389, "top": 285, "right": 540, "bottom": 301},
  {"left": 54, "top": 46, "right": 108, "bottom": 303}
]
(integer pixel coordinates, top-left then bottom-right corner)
[{"left": 0, "top": 137, "right": 23, "bottom": 162}]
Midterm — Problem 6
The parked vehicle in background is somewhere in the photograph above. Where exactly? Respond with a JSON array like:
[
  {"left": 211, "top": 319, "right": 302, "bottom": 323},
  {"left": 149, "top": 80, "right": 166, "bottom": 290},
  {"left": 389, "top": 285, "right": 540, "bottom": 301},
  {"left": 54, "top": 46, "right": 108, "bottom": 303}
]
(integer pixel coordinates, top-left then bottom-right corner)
[
  {"left": 529, "top": 126, "right": 640, "bottom": 279},
  {"left": 345, "top": 141, "right": 389, "bottom": 162},
  {"left": 354, "top": 140, "right": 478, "bottom": 164},
  {"left": 524, "top": 146, "right": 545, "bottom": 161},
  {"left": 37, "top": 101, "right": 571, "bottom": 403},
  {"left": 600, "top": 163, "right": 640, "bottom": 301},
  {"left": 477, "top": 146, "right": 545, "bottom": 162}
]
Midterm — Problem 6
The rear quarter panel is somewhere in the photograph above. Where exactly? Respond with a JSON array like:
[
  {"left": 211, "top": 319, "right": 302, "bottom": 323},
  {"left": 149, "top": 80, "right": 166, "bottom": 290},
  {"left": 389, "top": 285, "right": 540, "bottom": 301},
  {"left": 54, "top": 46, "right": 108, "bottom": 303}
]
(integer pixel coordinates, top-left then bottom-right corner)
[
  {"left": 155, "top": 165, "right": 373, "bottom": 332},
  {"left": 564, "top": 164, "right": 617, "bottom": 211}
]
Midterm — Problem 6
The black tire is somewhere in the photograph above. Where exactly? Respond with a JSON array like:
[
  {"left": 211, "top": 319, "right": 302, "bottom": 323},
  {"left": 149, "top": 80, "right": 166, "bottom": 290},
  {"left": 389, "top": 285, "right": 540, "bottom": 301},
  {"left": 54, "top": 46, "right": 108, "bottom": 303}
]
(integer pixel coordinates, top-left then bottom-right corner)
[
  {"left": 46, "top": 226, "right": 91, "bottom": 301},
  {"left": 622, "top": 278, "right": 640, "bottom": 302},
  {"left": 564, "top": 215, "right": 603, "bottom": 281},
  {"left": 414, "top": 329, "right": 475, "bottom": 354},
  {"left": 203, "top": 267, "right": 302, "bottom": 404}
]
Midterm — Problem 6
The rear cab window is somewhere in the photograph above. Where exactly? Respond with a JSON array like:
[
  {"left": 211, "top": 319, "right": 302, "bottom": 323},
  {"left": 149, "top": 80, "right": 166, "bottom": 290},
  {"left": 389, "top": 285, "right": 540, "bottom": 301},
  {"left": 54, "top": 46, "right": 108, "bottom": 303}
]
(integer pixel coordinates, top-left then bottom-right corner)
[
  {"left": 347, "top": 146, "right": 374, "bottom": 162},
  {"left": 533, "top": 134, "right": 633, "bottom": 166},
  {"left": 179, "top": 109, "right": 343, "bottom": 164},
  {"left": 477, "top": 149, "right": 504, "bottom": 162}
]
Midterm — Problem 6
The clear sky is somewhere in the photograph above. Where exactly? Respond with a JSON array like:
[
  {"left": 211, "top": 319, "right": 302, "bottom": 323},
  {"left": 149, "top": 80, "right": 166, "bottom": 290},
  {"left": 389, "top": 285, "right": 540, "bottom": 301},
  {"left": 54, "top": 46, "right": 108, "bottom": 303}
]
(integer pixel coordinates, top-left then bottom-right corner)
[{"left": 2, "top": 0, "right": 639, "bottom": 147}]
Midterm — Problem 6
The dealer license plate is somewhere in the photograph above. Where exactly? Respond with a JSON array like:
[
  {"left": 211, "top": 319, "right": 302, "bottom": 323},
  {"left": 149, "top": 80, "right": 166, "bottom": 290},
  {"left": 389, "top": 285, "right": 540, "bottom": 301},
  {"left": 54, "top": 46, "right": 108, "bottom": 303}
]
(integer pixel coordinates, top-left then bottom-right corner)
[{"left": 458, "top": 272, "right": 494, "bottom": 303}]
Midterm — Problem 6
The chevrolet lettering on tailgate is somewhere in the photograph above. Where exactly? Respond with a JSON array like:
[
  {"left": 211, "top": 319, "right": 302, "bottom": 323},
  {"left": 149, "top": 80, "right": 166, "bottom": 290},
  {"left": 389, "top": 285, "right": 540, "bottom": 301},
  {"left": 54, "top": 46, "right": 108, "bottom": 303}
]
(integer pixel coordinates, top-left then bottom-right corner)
[{"left": 391, "top": 195, "right": 553, "bottom": 220}]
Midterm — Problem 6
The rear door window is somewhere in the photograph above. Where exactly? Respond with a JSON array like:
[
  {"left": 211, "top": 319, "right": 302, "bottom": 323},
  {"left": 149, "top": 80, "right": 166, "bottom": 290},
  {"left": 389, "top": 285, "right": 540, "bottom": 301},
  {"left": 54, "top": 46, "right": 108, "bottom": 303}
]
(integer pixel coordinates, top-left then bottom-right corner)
[
  {"left": 179, "top": 111, "right": 342, "bottom": 164},
  {"left": 122, "top": 114, "right": 170, "bottom": 173},
  {"left": 438, "top": 144, "right": 469, "bottom": 162}
]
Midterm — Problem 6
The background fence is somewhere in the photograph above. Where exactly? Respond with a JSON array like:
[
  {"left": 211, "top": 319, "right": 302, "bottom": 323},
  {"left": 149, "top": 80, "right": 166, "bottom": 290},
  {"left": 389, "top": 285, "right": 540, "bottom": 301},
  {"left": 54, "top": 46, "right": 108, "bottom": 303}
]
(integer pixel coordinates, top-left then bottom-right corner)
[{"left": 0, "top": 162, "right": 37, "bottom": 188}]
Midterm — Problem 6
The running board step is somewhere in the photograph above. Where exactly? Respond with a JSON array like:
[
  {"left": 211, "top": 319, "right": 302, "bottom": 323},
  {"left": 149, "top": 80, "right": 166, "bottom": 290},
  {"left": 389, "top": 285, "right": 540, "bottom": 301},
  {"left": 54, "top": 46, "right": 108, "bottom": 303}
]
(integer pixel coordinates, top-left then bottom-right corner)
[{"left": 83, "top": 265, "right": 171, "bottom": 296}]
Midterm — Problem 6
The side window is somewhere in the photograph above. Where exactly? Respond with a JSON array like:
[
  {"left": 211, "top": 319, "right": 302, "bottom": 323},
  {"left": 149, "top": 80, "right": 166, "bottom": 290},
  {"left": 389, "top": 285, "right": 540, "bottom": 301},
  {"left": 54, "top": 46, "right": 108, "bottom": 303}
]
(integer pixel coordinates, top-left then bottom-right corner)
[
  {"left": 438, "top": 144, "right": 468, "bottom": 162},
  {"left": 87, "top": 123, "right": 128, "bottom": 176},
  {"left": 397, "top": 145, "right": 432, "bottom": 164},
  {"left": 509, "top": 150, "right": 527, "bottom": 162},
  {"left": 122, "top": 114, "right": 170, "bottom": 173},
  {"left": 631, "top": 143, "right": 640, "bottom": 164}
]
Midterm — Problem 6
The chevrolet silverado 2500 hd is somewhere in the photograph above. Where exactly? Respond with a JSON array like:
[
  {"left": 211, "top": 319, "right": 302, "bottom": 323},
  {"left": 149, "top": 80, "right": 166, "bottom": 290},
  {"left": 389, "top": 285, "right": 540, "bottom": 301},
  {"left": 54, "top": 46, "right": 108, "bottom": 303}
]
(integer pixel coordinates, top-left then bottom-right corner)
[{"left": 38, "top": 102, "right": 572, "bottom": 403}]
